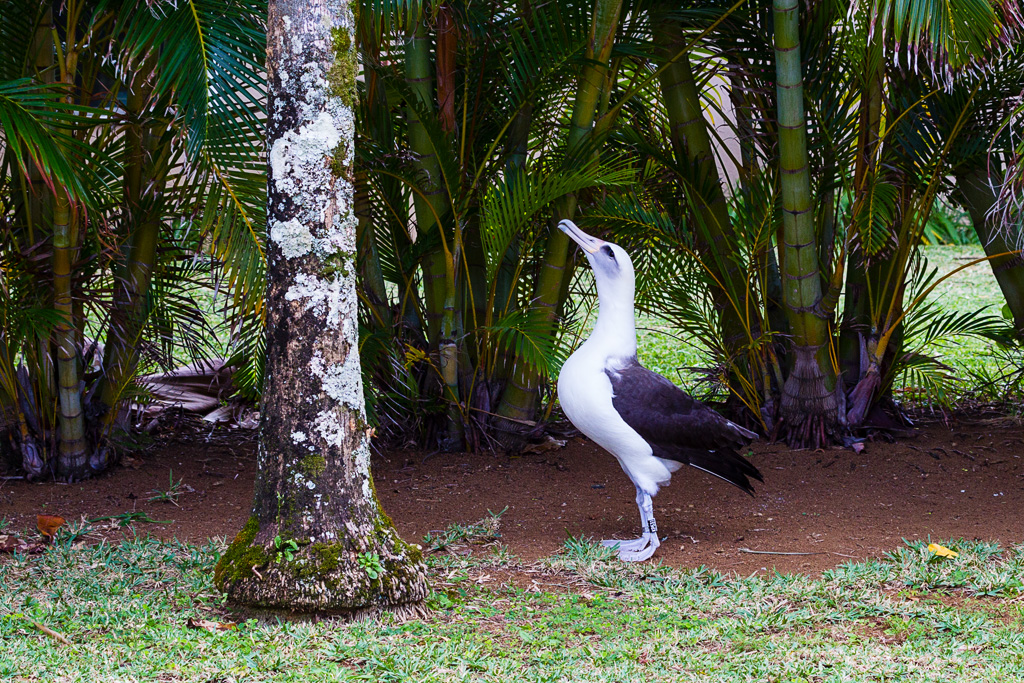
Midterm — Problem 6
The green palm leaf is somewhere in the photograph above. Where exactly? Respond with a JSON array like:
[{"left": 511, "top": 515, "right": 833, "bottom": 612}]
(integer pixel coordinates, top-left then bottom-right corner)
[
  {"left": 0, "top": 79, "right": 114, "bottom": 205},
  {"left": 480, "top": 163, "right": 634, "bottom": 280}
]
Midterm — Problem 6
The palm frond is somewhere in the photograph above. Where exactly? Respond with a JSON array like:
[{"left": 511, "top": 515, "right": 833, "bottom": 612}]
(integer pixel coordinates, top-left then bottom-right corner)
[
  {"left": 483, "top": 307, "right": 567, "bottom": 380},
  {"left": 853, "top": 177, "right": 900, "bottom": 257},
  {"left": 0, "top": 0, "right": 40, "bottom": 82},
  {"left": 0, "top": 79, "right": 115, "bottom": 204},
  {"left": 480, "top": 163, "right": 635, "bottom": 280}
]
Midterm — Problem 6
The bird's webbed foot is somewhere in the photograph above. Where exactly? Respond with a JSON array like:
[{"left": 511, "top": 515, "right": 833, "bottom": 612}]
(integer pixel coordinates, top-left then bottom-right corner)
[
  {"left": 601, "top": 531, "right": 660, "bottom": 561},
  {"left": 616, "top": 538, "right": 660, "bottom": 562},
  {"left": 600, "top": 488, "right": 662, "bottom": 561}
]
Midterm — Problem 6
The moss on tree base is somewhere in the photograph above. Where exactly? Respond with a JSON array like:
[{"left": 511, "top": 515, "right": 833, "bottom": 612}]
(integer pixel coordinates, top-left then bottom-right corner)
[{"left": 214, "top": 515, "right": 428, "bottom": 614}]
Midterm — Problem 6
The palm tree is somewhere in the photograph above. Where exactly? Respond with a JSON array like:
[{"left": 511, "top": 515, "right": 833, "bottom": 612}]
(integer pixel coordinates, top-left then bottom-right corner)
[
  {"left": 0, "top": 0, "right": 266, "bottom": 479},
  {"left": 354, "top": 0, "right": 637, "bottom": 450},
  {"left": 770, "top": 0, "right": 840, "bottom": 444},
  {"left": 492, "top": 0, "right": 625, "bottom": 441},
  {"left": 349, "top": 0, "right": 1018, "bottom": 452}
]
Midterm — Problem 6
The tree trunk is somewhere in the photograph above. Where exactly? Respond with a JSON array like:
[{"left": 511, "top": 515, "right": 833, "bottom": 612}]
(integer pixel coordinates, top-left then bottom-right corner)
[
  {"left": 957, "top": 166, "right": 1024, "bottom": 337},
  {"left": 772, "top": 0, "right": 838, "bottom": 447},
  {"left": 404, "top": 11, "right": 462, "bottom": 447},
  {"left": 52, "top": 13, "right": 88, "bottom": 480},
  {"left": 839, "top": 39, "right": 884, "bottom": 390},
  {"left": 52, "top": 189, "right": 88, "bottom": 481},
  {"left": 15, "top": 6, "right": 56, "bottom": 478},
  {"left": 494, "top": 0, "right": 623, "bottom": 439},
  {"left": 405, "top": 15, "right": 448, "bottom": 348},
  {"left": 215, "top": 0, "right": 428, "bottom": 616},
  {"left": 656, "top": 23, "right": 767, "bottom": 418},
  {"left": 354, "top": 168, "right": 393, "bottom": 329},
  {"left": 657, "top": 36, "right": 741, "bottom": 297}
]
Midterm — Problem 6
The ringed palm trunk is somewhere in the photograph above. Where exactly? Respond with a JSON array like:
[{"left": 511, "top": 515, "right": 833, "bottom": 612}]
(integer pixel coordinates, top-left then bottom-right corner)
[
  {"left": 52, "top": 190, "right": 88, "bottom": 480},
  {"left": 957, "top": 166, "right": 1024, "bottom": 337},
  {"left": 839, "top": 39, "right": 884, "bottom": 392},
  {"left": 14, "top": 6, "right": 56, "bottom": 477},
  {"left": 215, "top": 0, "right": 428, "bottom": 614},
  {"left": 657, "top": 36, "right": 741, "bottom": 298},
  {"left": 489, "top": 103, "right": 532, "bottom": 382},
  {"left": 355, "top": 168, "right": 392, "bottom": 329},
  {"left": 405, "top": 12, "right": 462, "bottom": 448},
  {"left": 494, "top": 0, "right": 623, "bottom": 437},
  {"left": 52, "top": 13, "right": 89, "bottom": 480},
  {"left": 773, "top": 0, "right": 838, "bottom": 447}
]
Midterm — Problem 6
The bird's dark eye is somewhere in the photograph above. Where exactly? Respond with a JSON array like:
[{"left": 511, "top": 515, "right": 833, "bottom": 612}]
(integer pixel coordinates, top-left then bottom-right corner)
[{"left": 602, "top": 245, "right": 616, "bottom": 260}]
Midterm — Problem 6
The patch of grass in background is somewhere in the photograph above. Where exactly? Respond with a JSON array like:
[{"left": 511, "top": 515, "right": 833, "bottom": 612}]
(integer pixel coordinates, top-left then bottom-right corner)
[{"left": 1, "top": 534, "right": 1022, "bottom": 682}]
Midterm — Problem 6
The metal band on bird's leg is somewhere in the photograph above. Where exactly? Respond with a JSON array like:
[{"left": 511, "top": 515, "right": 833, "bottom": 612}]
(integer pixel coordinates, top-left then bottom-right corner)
[{"left": 647, "top": 518, "right": 658, "bottom": 534}]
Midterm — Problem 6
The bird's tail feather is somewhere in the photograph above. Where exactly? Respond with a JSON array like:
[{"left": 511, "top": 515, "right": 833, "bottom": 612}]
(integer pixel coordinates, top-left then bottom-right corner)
[{"left": 685, "top": 448, "right": 763, "bottom": 496}]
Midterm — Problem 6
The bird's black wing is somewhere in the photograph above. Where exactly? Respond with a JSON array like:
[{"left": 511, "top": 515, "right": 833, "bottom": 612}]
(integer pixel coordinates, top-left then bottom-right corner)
[{"left": 606, "top": 358, "right": 763, "bottom": 494}]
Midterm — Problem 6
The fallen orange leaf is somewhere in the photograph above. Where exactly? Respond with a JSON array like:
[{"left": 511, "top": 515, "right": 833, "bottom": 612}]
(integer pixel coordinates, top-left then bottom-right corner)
[
  {"left": 36, "top": 515, "right": 66, "bottom": 541},
  {"left": 927, "top": 543, "right": 958, "bottom": 559},
  {"left": 186, "top": 617, "right": 236, "bottom": 632}
]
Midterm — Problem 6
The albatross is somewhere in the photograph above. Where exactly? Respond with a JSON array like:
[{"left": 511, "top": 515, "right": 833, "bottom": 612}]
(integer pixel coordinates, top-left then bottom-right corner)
[{"left": 556, "top": 219, "right": 763, "bottom": 562}]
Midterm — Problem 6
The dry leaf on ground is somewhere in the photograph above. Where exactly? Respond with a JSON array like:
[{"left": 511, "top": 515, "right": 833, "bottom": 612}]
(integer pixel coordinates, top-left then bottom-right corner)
[
  {"left": 0, "top": 535, "right": 44, "bottom": 554},
  {"left": 928, "top": 543, "right": 959, "bottom": 559},
  {"left": 522, "top": 436, "right": 567, "bottom": 454},
  {"left": 186, "top": 617, "right": 237, "bottom": 632},
  {"left": 37, "top": 515, "right": 66, "bottom": 541}
]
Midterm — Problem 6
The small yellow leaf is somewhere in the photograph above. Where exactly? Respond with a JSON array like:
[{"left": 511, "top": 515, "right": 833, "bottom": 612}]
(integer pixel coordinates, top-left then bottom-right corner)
[{"left": 927, "top": 543, "right": 958, "bottom": 558}]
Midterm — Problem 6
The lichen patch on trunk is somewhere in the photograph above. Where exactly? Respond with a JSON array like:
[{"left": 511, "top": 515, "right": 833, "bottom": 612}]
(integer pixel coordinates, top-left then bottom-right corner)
[
  {"left": 269, "top": 218, "right": 314, "bottom": 258},
  {"left": 284, "top": 272, "right": 348, "bottom": 327},
  {"left": 310, "top": 349, "right": 365, "bottom": 414}
]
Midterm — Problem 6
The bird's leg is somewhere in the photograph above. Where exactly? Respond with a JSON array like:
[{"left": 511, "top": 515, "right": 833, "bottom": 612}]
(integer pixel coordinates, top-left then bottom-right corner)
[
  {"left": 602, "top": 488, "right": 661, "bottom": 560},
  {"left": 616, "top": 490, "right": 660, "bottom": 561}
]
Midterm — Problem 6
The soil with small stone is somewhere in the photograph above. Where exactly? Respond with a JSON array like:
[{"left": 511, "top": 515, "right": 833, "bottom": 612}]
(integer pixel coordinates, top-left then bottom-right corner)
[{"left": 2, "top": 413, "right": 1023, "bottom": 576}]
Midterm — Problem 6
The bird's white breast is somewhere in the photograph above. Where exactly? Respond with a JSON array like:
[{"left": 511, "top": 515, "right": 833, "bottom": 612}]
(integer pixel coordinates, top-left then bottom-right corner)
[{"left": 558, "top": 346, "right": 674, "bottom": 495}]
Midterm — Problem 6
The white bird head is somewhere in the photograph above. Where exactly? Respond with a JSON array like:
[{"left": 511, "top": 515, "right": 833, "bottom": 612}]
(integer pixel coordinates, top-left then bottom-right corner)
[{"left": 557, "top": 219, "right": 635, "bottom": 303}]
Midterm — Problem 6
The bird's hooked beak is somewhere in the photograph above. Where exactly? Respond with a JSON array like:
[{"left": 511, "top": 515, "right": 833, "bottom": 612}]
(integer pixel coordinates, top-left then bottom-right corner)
[{"left": 557, "top": 219, "right": 604, "bottom": 254}]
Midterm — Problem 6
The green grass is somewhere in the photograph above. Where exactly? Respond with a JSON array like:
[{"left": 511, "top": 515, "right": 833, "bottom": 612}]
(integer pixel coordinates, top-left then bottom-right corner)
[
  {"left": 912, "top": 246, "right": 1009, "bottom": 388},
  {"left": 2, "top": 527, "right": 1023, "bottom": 682}
]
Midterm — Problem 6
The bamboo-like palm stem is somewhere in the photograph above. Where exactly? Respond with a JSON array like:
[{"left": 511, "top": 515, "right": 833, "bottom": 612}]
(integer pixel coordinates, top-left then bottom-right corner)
[
  {"left": 22, "top": 8, "right": 57, "bottom": 430},
  {"left": 839, "top": 36, "right": 885, "bottom": 387},
  {"left": 355, "top": 169, "right": 392, "bottom": 329},
  {"left": 51, "top": 3, "right": 89, "bottom": 479},
  {"left": 440, "top": 240, "right": 463, "bottom": 448},
  {"left": 52, "top": 189, "right": 87, "bottom": 480},
  {"left": 404, "top": 11, "right": 463, "bottom": 446},
  {"left": 773, "top": 0, "right": 838, "bottom": 445},
  {"left": 488, "top": 103, "right": 533, "bottom": 393},
  {"left": 655, "top": 25, "right": 756, "bottom": 359},
  {"left": 494, "top": 0, "right": 623, "bottom": 428}
]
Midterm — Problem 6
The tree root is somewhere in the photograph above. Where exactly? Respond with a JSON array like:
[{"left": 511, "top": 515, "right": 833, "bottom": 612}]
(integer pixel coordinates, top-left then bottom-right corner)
[{"left": 776, "top": 345, "right": 839, "bottom": 449}]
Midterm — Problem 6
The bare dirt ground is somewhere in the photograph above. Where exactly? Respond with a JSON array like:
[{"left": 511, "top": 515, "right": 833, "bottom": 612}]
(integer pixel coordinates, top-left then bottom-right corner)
[{"left": 2, "top": 414, "right": 1023, "bottom": 575}]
